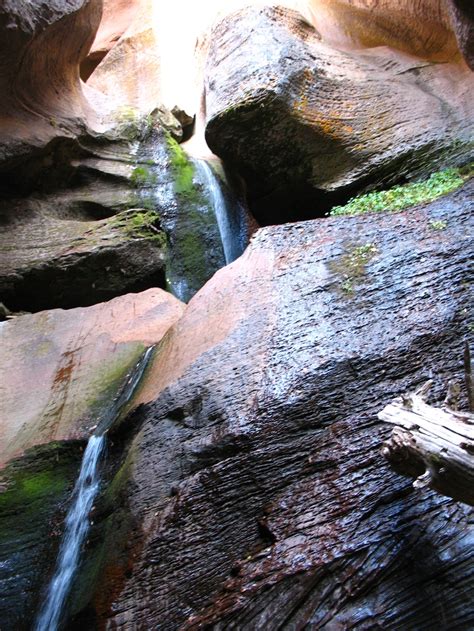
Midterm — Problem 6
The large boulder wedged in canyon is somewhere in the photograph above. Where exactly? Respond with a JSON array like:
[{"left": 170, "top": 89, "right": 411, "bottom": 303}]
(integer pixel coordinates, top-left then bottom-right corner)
[
  {"left": 0, "top": 288, "right": 184, "bottom": 629},
  {"left": 204, "top": 6, "right": 474, "bottom": 224},
  {"left": 72, "top": 182, "right": 474, "bottom": 628},
  {"left": 0, "top": 0, "right": 103, "bottom": 169}
]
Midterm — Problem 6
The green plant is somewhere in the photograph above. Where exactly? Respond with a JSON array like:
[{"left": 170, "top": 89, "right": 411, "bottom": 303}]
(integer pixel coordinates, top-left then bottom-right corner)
[
  {"left": 429, "top": 219, "right": 447, "bottom": 231},
  {"left": 130, "top": 166, "right": 157, "bottom": 188},
  {"left": 113, "top": 209, "right": 165, "bottom": 243},
  {"left": 165, "top": 133, "right": 196, "bottom": 195},
  {"left": 330, "top": 165, "right": 471, "bottom": 217},
  {"left": 333, "top": 242, "right": 378, "bottom": 296}
]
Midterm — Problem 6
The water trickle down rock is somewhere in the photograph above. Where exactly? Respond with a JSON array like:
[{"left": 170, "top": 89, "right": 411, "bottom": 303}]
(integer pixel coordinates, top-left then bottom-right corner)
[{"left": 35, "top": 347, "right": 154, "bottom": 631}]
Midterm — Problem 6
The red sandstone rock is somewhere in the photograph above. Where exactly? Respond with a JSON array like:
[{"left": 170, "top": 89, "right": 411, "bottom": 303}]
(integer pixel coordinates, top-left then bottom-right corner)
[
  {"left": 81, "top": 0, "right": 144, "bottom": 80},
  {"left": 0, "top": 289, "right": 184, "bottom": 468},
  {"left": 204, "top": 6, "right": 474, "bottom": 224},
  {"left": 0, "top": 0, "right": 103, "bottom": 168}
]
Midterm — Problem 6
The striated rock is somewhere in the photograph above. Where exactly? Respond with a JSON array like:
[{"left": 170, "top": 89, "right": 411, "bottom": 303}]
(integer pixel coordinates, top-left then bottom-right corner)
[
  {"left": 0, "top": 112, "right": 247, "bottom": 311},
  {"left": 307, "top": 0, "right": 463, "bottom": 63},
  {"left": 0, "top": 0, "right": 102, "bottom": 169},
  {"left": 0, "top": 288, "right": 184, "bottom": 630},
  {"left": 204, "top": 6, "right": 474, "bottom": 224},
  {"left": 448, "top": 0, "right": 474, "bottom": 69},
  {"left": 67, "top": 182, "right": 474, "bottom": 628}
]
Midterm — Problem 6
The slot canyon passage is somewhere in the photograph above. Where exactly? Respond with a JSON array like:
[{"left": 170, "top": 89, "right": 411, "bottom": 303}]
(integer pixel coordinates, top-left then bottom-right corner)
[{"left": 0, "top": 0, "right": 473, "bottom": 629}]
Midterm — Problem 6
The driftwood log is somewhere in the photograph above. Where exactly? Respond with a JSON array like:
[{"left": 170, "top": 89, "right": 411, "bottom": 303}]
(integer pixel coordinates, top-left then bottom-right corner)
[{"left": 380, "top": 379, "right": 474, "bottom": 506}]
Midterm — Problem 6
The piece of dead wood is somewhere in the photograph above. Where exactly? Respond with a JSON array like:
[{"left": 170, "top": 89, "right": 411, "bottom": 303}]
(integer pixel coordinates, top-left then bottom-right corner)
[{"left": 379, "top": 381, "right": 474, "bottom": 506}]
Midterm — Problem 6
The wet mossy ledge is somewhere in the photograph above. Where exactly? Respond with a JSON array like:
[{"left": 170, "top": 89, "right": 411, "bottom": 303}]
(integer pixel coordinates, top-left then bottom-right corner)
[{"left": 330, "top": 164, "right": 473, "bottom": 216}]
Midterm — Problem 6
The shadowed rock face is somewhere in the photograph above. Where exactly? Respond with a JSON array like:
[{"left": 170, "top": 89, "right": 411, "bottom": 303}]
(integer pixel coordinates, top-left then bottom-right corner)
[
  {"left": 204, "top": 6, "right": 474, "bottom": 225},
  {"left": 0, "top": 0, "right": 103, "bottom": 168},
  {"left": 70, "top": 183, "right": 474, "bottom": 629},
  {"left": 448, "top": 0, "right": 474, "bottom": 69},
  {"left": 0, "top": 288, "right": 184, "bottom": 630}
]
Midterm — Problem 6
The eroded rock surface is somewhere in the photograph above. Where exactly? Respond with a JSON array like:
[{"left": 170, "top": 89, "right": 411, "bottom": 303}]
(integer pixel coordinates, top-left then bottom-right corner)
[
  {"left": 0, "top": 288, "right": 184, "bottom": 629},
  {"left": 205, "top": 6, "right": 474, "bottom": 224},
  {"left": 0, "top": 0, "right": 102, "bottom": 168},
  {"left": 70, "top": 182, "right": 474, "bottom": 628}
]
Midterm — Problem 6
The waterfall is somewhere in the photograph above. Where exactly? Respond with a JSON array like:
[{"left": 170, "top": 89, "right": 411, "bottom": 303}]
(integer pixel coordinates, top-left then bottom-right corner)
[
  {"left": 35, "top": 436, "right": 104, "bottom": 631},
  {"left": 195, "top": 160, "right": 241, "bottom": 265},
  {"left": 35, "top": 346, "right": 154, "bottom": 631}
]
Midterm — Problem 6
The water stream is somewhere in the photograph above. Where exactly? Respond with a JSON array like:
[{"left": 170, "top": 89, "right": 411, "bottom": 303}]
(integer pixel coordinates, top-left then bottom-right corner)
[
  {"left": 195, "top": 160, "right": 242, "bottom": 265},
  {"left": 35, "top": 346, "right": 154, "bottom": 631}
]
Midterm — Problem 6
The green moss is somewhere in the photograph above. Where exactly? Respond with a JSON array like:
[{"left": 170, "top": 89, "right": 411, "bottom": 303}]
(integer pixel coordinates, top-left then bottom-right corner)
[
  {"left": 112, "top": 209, "right": 166, "bottom": 243},
  {"left": 331, "top": 242, "right": 378, "bottom": 297},
  {"left": 165, "top": 133, "right": 197, "bottom": 196},
  {"left": 130, "top": 166, "right": 157, "bottom": 188},
  {"left": 114, "top": 107, "right": 154, "bottom": 142},
  {"left": 330, "top": 165, "right": 471, "bottom": 217},
  {"left": 429, "top": 219, "right": 447, "bottom": 231}
]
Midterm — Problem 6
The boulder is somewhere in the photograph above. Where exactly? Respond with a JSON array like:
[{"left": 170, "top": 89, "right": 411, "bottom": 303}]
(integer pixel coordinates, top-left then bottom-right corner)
[
  {"left": 0, "top": 288, "right": 184, "bottom": 629},
  {"left": 0, "top": 0, "right": 102, "bottom": 169},
  {"left": 69, "top": 182, "right": 473, "bottom": 627},
  {"left": 204, "top": 6, "right": 474, "bottom": 224}
]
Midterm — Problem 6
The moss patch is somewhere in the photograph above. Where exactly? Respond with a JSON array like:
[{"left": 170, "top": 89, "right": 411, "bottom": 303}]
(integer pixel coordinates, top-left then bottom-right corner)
[
  {"left": 165, "top": 134, "right": 198, "bottom": 196},
  {"left": 330, "top": 165, "right": 472, "bottom": 217},
  {"left": 331, "top": 242, "right": 379, "bottom": 296}
]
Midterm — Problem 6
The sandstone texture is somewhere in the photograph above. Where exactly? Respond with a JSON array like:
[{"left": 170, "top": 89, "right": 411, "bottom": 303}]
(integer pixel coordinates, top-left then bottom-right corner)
[
  {"left": 0, "top": 288, "right": 184, "bottom": 629},
  {"left": 86, "top": 0, "right": 162, "bottom": 115},
  {"left": 205, "top": 6, "right": 474, "bottom": 224},
  {"left": 62, "top": 182, "right": 474, "bottom": 628},
  {"left": 0, "top": 115, "right": 243, "bottom": 311},
  {"left": 307, "top": 0, "right": 464, "bottom": 63},
  {"left": 0, "top": 288, "right": 184, "bottom": 467},
  {"left": 0, "top": 0, "right": 102, "bottom": 169},
  {"left": 81, "top": 0, "right": 144, "bottom": 80}
]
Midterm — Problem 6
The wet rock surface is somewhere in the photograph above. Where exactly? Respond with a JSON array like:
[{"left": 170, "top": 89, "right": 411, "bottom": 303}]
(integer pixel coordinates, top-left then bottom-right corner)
[
  {"left": 73, "top": 182, "right": 474, "bottom": 629},
  {"left": 0, "top": 288, "right": 184, "bottom": 467},
  {"left": 0, "top": 116, "right": 242, "bottom": 311},
  {"left": 0, "top": 288, "right": 184, "bottom": 630},
  {"left": 204, "top": 6, "right": 474, "bottom": 224}
]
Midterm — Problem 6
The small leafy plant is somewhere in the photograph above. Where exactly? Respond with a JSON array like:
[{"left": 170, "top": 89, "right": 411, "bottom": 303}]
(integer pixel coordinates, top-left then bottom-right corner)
[{"left": 330, "top": 165, "right": 470, "bottom": 217}]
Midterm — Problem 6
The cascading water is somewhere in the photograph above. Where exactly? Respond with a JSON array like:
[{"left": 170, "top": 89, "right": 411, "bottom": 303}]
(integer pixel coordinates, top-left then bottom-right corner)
[
  {"left": 35, "top": 436, "right": 104, "bottom": 631},
  {"left": 35, "top": 346, "right": 154, "bottom": 631},
  {"left": 195, "top": 160, "right": 242, "bottom": 265}
]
